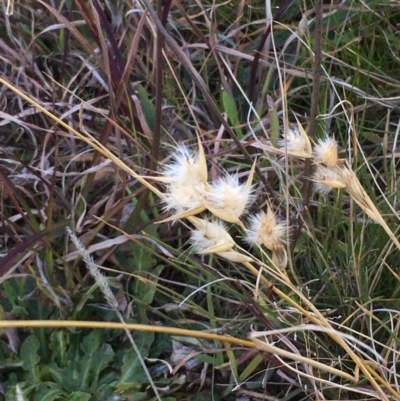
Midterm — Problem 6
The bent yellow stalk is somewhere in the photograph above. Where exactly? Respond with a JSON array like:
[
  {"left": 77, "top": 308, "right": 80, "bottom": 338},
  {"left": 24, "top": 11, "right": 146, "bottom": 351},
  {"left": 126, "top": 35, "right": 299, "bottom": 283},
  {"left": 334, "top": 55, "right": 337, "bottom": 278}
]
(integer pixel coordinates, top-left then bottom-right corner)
[{"left": 0, "top": 319, "right": 387, "bottom": 390}]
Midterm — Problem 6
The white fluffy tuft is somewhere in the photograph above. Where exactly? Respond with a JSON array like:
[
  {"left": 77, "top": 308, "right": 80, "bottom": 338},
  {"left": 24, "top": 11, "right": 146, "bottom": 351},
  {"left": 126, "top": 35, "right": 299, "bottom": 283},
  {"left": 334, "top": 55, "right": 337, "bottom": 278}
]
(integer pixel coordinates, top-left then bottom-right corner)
[
  {"left": 313, "top": 136, "right": 339, "bottom": 167},
  {"left": 204, "top": 174, "right": 254, "bottom": 222},
  {"left": 278, "top": 127, "right": 312, "bottom": 158},
  {"left": 161, "top": 145, "right": 208, "bottom": 213},
  {"left": 244, "top": 209, "right": 287, "bottom": 251},
  {"left": 312, "top": 165, "right": 346, "bottom": 195}
]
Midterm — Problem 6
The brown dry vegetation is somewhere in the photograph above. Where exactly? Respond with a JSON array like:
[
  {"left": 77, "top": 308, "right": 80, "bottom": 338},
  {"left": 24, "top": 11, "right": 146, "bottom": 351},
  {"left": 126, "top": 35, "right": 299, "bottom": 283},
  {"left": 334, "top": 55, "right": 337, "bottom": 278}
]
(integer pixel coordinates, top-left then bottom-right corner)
[{"left": 2, "top": 1, "right": 400, "bottom": 400}]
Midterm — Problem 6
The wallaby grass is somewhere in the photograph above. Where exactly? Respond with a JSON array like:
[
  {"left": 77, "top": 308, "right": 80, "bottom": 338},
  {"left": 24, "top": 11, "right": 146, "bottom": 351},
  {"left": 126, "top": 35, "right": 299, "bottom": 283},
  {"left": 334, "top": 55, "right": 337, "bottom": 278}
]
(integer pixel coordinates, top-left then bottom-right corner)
[{"left": 1, "top": 0, "right": 400, "bottom": 400}]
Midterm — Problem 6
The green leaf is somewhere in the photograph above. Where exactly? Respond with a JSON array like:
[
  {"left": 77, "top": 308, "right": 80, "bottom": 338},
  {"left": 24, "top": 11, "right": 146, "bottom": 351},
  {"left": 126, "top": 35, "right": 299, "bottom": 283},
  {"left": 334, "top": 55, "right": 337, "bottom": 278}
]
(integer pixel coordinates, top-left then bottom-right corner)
[
  {"left": 0, "top": 358, "right": 23, "bottom": 370},
  {"left": 129, "top": 240, "right": 161, "bottom": 305},
  {"left": 268, "top": 96, "right": 280, "bottom": 148},
  {"left": 81, "top": 330, "right": 103, "bottom": 354},
  {"left": 238, "top": 354, "right": 264, "bottom": 382},
  {"left": 192, "top": 354, "right": 215, "bottom": 364},
  {"left": 149, "top": 333, "right": 172, "bottom": 359},
  {"left": 113, "top": 383, "right": 142, "bottom": 396},
  {"left": 6, "top": 372, "right": 19, "bottom": 386},
  {"left": 65, "top": 391, "right": 92, "bottom": 401},
  {"left": 89, "top": 344, "right": 114, "bottom": 390},
  {"left": 91, "top": 383, "right": 115, "bottom": 401},
  {"left": 72, "top": 286, "right": 96, "bottom": 316},
  {"left": 33, "top": 382, "right": 67, "bottom": 401},
  {"left": 131, "top": 241, "right": 157, "bottom": 273},
  {"left": 118, "top": 331, "right": 154, "bottom": 385},
  {"left": 137, "top": 84, "right": 155, "bottom": 131},
  {"left": 21, "top": 334, "right": 41, "bottom": 382},
  {"left": 47, "top": 362, "right": 65, "bottom": 386},
  {"left": 137, "top": 264, "right": 164, "bottom": 306},
  {"left": 0, "top": 339, "right": 23, "bottom": 370},
  {"left": 48, "top": 331, "right": 114, "bottom": 393},
  {"left": 49, "top": 331, "right": 68, "bottom": 367},
  {"left": 221, "top": 90, "right": 243, "bottom": 139},
  {"left": 3, "top": 281, "right": 18, "bottom": 307},
  {"left": 79, "top": 334, "right": 114, "bottom": 392},
  {"left": 61, "top": 360, "right": 87, "bottom": 392}
]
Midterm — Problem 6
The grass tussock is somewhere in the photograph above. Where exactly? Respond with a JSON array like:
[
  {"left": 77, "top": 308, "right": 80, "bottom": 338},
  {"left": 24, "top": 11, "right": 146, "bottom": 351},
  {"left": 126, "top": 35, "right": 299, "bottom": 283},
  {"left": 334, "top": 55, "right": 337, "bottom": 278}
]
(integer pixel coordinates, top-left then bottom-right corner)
[{"left": 1, "top": 0, "right": 400, "bottom": 400}]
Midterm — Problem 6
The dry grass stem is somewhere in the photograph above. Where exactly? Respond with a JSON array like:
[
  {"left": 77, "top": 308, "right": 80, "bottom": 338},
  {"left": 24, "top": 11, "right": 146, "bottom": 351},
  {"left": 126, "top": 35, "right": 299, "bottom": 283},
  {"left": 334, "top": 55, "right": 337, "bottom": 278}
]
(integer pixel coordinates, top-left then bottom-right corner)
[
  {"left": 66, "top": 227, "right": 118, "bottom": 310},
  {"left": 339, "top": 166, "right": 400, "bottom": 250}
]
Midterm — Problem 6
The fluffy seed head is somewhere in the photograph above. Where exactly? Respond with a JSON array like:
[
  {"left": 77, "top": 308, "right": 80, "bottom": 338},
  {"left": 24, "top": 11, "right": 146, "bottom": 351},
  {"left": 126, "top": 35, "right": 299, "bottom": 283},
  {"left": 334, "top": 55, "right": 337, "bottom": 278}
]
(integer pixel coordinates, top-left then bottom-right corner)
[
  {"left": 163, "top": 183, "right": 207, "bottom": 213},
  {"left": 204, "top": 175, "right": 254, "bottom": 223},
  {"left": 162, "top": 145, "right": 207, "bottom": 186},
  {"left": 278, "top": 127, "right": 313, "bottom": 159},
  {"left": 312, "top": 165, "right": 346, "bottom": 195},
  {"left": 244, "top": 208, "right": 287, "bottom": 251},
  {"left": 190, "top": 218, "right": 235, "bottom": 252},
  {"left": 190, "top": 217, "right": 252, "bottom": 263},
  {"left": 313, "top": 136, "right": 339, "bottom": 167},
  {"left": 162, "top": 145, "right": 209, "bottom": 214}
]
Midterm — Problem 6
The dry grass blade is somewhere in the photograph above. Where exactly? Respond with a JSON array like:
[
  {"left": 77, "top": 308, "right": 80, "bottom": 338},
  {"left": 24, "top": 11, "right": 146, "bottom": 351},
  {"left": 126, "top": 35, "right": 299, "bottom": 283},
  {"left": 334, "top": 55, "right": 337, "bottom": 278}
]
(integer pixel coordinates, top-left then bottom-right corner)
[
  {"left": 139, "top": 0, "right": 276, "bottom": 199},
  {"left": 0, "top": 78, "right": 164, "bottom": 199},
  {"left": 0, "top": 320, "right": 254, "bottom": 348},
  {"left": 340, "top": 165, "right": 400, "bottom": 251}
]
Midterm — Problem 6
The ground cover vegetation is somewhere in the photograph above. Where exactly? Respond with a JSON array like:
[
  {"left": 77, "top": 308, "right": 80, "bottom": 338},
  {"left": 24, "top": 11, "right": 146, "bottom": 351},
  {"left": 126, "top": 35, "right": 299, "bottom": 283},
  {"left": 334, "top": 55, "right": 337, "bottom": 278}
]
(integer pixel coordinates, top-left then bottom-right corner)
[{"left": 1, "top": 0, "right": 400, "bottom": 400}]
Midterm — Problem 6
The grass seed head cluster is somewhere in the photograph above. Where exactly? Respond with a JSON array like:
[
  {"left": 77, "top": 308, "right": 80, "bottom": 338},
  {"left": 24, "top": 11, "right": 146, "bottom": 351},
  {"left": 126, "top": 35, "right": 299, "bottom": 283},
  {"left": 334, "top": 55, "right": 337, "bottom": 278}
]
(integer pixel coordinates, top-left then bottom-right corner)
[
  {"left": 160, "top": 139, "right": 287, "bottom": 269},
  {"left": 162, "top": 144, "right": 209, "bottom": 214},
  {"left": 280, "top": 126, "right": 400, "bottom": 252},
  {"left": 160, "top": 129, "right": 343, "bottom": 272},
  {"left": 159, "top": 123, "right": 400, "bottom": 274}
]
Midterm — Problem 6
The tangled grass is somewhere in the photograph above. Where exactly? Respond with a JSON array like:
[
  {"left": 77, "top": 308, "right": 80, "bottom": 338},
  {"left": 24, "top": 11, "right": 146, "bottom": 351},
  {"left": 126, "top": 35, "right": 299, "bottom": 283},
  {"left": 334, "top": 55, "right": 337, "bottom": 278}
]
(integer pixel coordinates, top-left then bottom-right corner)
[{"left": 2, "top": 0, "right": 400, "bottom": 400}]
